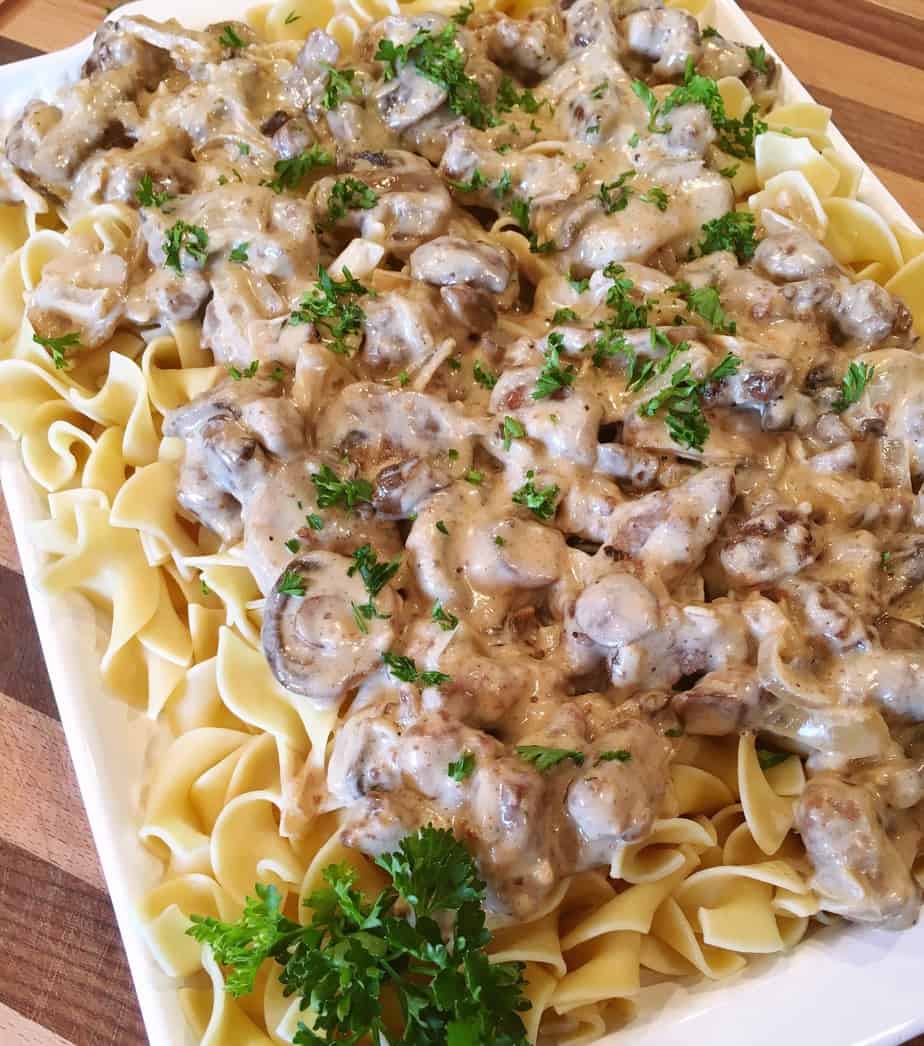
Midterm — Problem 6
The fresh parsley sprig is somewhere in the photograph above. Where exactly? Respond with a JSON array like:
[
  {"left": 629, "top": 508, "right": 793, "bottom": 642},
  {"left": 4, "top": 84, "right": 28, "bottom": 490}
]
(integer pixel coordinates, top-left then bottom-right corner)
[
  {"left": 447, "top": 751, "right": 475, "bottom": 781},
  {"left": 695, "top": 211, "right": 758, "bottom": 262},
  {"left": 187, "top": 828, "right": 531, "bottom": 1045},
  {"left": 32, "top": 331, "right": 79, "bottom": 369},
  {"left": 348, "top": 544, "right": 400, "bottom": 633},
  {"left": 321, "top": 64, "right": 356, "bottom": 110},
  {"left": 265, "top": 145, "right": 333, "bottom": 194},
  {"left": 833, "top": 361, "right": 874, "bottom": 413},
  {"left": 311, "top": 464, "right": 373, "bottom": 510},
  {"left": 290, "top": 265, "right": 372, "bottom": 355},
  {"left": 512, "top": 470, "right": 559, "bottom": 521},
  {"left": 515, "top": 746, "right": 584, "bottom": 772},
  {"left": 382, "top": 651, "right": 450, "bottom": 686},
  {"left": 162, "top": 221, "right": 208, "bottom": 274},
  {"left": 532, "top": 333, "right": 576, "bottom": 399},
  {"left": 326, "top": 177, "right": 379, "bottom": 225},
  {"left": 135, "top": 172, "right": 173, "bottom": 209}
]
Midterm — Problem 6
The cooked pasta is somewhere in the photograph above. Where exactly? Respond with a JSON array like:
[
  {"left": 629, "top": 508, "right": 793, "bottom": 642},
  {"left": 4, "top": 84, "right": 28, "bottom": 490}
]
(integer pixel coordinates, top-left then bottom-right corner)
[{"left": 1, "top": 0, "right": 923, "bottom": 1042}]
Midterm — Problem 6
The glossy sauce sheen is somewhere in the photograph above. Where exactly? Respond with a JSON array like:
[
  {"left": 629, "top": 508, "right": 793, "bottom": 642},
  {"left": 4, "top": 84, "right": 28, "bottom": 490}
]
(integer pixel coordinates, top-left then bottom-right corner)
[{"left": 2, "top": 1, "right": 922, "bottom": 928}]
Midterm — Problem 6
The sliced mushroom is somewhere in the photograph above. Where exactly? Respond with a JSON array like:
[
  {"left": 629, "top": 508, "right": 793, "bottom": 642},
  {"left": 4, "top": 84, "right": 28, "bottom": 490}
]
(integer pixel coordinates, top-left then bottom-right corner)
[
  {"left": 409, "top": 235, "right": 514, "bottom": 294},
  {"left": 261, "top": 551, "right": 399, "bottom": 702}
]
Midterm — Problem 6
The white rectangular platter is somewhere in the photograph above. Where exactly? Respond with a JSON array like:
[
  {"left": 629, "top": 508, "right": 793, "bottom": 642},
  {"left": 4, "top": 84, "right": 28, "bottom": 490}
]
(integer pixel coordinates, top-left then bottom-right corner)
[{"left": 1, "top": 1, "right": 922, "bottom": 1044}]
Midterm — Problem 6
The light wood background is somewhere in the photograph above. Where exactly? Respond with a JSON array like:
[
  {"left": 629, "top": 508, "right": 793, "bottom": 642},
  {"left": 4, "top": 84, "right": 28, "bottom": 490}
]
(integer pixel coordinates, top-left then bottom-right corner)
[{"left": 0, "top": 1, "right": 922, "bottom": 1044}]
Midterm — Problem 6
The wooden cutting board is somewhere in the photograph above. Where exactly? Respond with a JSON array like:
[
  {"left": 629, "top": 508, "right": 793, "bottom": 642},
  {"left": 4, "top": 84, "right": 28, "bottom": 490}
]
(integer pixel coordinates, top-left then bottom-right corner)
[{"left": 0, "top": 3, "right": 922, "bottom": 1045}]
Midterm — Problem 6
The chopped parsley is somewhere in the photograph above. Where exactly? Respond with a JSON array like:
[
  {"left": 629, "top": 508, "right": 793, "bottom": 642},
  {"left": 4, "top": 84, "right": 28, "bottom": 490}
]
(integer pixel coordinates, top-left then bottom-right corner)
[
  {"left": 494, "top": 535, "right": 506, "bottom": 547},
  {"left": 382, "top": 651, "right": 450, "bottom": 686},
  {"left": 568, "top": 272, "right": 590, "bottom": 294},
  {"left": 447, "top": 751, "right": 475, "bottom": 781},
  {"left": 436, "top": 520, "right": 450, "bottom": 535},
  {"left": 228, "top": 360, "right": 259, "bottom": 380},
  {"left": 32, "top": 331, "right": 79, "bottom": 369},
  {"left": 627, "top": 130, "right": 640, "bottom": 148},
  {"left": 306, "top": 513, "right": 324, "bottom": 531},
  {"left": 512, "top": 470, "right": 559, "bottom": 521},
  {"left": 277, "top": 569, "right": 306, "bottom": 597},
  {"left": 321, "top": 64, "right": 356, "bottom": 110},
  {"left": 283, "top": 11, "right": 300, "bottom": 24},
  {"left": 532, "top": 334, "right": 576, "bottom": 399},
  {"left": 289, "top": 265, "right": 371, "bottom": 355},
  {"left": 473, "top": 360, "right": 498, "bottom": 390},
  {"left": 696, "top": 211, "right": 758, "bottom": 262},
  {"left": 702, "top": 26, "right": 721, "bottom": 38},
  {"left": 186, "top": 828, "right": 531, "bottom": 1044},
  {"left": 719, "top": 163, "right": 740, "bottom": 179},
  {"left": 757, "top": 748, "right": 790, "bottom": 771},
  {"left": 450, "top": 168, "right": 488, "bottom": 193},
  {"left": 881, "top": 550, "right": 893, "bottom": 574},
  {"left": 135, "top": 172, "right": 173, "bottom": 209},
  {"left": 349, "top": 545, "right": 400, "bottom": 632},
  {"left": 496, "top": 76, "right": 553, "bottom": 117},
  {"left": 597, "top": 749, "right": 632, "bottom": 764},
  {"left": 432, "top": 601, "right": 459, "bottom": 631},
  {"left": 552, "top": 307, "right": 578, "bottom": 325},
  {"left": 631, "top": 79, "right": 661, "bottom": 132},
  {"left": 218, "top": 24, "right": 246, "bottom": 48},
  {"left": 670, "top": 281, "right": 737, "bottom": 334},
  {"left": 451, "top": 1, "right": 474, "bottom": 25},
  {"left": 833, "top": 361, "right": 874, "bottom": 413},
  {"left": 494, "top": 170, "right": 513, "bottom": 196},
  {"left": 229, "top": 242, "right": 249, "bottom": 264},
  {"left": 598, "top": 170, "right": 636, "bottom": 214},
  {"left": 200, "top": 578, "right": 211, "bottom": 596},
  {"left": 509, "top": 196, "right": 556, "bottom": 254},
  {"left": 238, "top": 141, "right": 250, "bottom": 156},
  {"left": 285, "top": 537, "right": 301, "bottom": 554},
  {"left": 638, "top": 352, "right": 741, "bottom": 451},
  {"left": 375, "top": 25, "right": 496, "bottom": 130},
  {"left": 515, "top": 746, "right": 584, "bottom": 772},
  {"left": 326, "top": 177, "right": 379, "bottom": 224},
  {"left": 265, "top": 145, "right": 333, "bottom": 194},
  {"left": 162, "top": 221, "right": 208, "bottom": 274},
  {"left": 590, "top": 80, "right": 608, "bottom": 100},
  {"left": 639, "top": 186, "right": 669, "bottom": 211},
  {"left": 502, "top": 415, "right": 526, "bottom": 451},
  {"left": 311, "top": 463, "right": 373, "bottom": 510},
  {"left": 464, "top": 469, "right": 484, "bottom": 485},
  {"left": 746, "top": 44, "right": 769, "bottom": 75}
]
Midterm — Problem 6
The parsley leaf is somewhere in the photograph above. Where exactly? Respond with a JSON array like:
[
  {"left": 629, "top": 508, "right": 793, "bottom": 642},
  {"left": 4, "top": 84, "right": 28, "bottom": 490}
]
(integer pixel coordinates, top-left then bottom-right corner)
[
  {"left": 265, "top": 145, "right": 333, "bottom": 193},
  {"left": 450, "top": 168, "right": 488, "bottom": 193},
  {"left": 502, "top": 415, "right": 526, "bottom": 450},
  {"left": 696, "top": 211, "right": 758, "bottom": 262},
  {"left": 218, "top": 24, "right": 246, "bottom": 48},
  {"left": 306, "top": 513, "right": 324, "bottom": 531},
  {"left": 509, "top": 196, "right": 556, "bottom": 254},
  {"left": 190, "top": 828, "right": 531, "bottom": 1045},
  {"left": 432, "top": 601, "right": 459, "bottom": 631},
  {"left": 631, "top": 79, "right": 661, "bottom": 131},
  {"left": 278, "top": 569, "right": 307, "bottom": 597},
  {"left": 464, "top": 468, "right": 484, "bottom": 485},
  {"left": 552, "top": 307, "right": 578, "bottom": 324},
  {"left": 597, "top": 749, "right": 631, "bottom": 764},
  {"left": 598, "top": 170, "right": 636, "bottom": 214},
  {"left": 436, "top": 520, "right": 450, "bottom": 535},
  {"left": 284, "top": 537, "right": 301, "bottom": 554},
  {"left": 311, "top": 464, "right": 372, "bottom": 510},
  {"left": 32, "top": 331, "right": 79, "bottom": 369},
  {"left": 448, "top": 751, "right": 475, "bottom": 781},
  {"left": 135, "top": 172, "right": 173, "bottom": 209},
  {"left": 833, "top": 361, "right": 874, "bottom": 413},
  {"left": 321, "top": 64, "right": 356, "bottom": 110},
  {"left": 515, "top": 746, "right": 585, "bottom": 772},
  {"left": 473, "top": 360, "right": 498, "bottom": 389},
  {"left": 326, "top": 177, "right": 379, "bottom": 224},
  {"left": 382, "top": 651, "right": 450, "bottom": 686},
  {"left": 746, "top": 44, "right": 769, "bottom": 75},
  {"left": 228, "top": 360, "right": 258, "bottom": 380},
  {"left": 284, "top": 11, "right": 300, "bottom": 24},
  {"left": 162, "top": 221, "right": 208, "bottom": 274},
  {"left": 349, "top": 544, "right": 400, "bottom": 598},
  {"left": 532, "top": 334, "right": 576, "bottom": 399},
  {"left": 512, "top": 470, "right": 559, "bottom": 520},
  {"left": 451, "top": 0, "right": 474, "bottom": 24},
  {"left": 639, "top": 186, "right": 669, "bottom": 211},
  {"left": 290, "top": 265, "right": 371, "bottom": 355},
  {"left": 757, "top": 747, "right": 789, "bottom": 770},
  {"left": 229, "top": 242, "right": 249, "bottom": 264},
  {"left": 568, "top": 272, "right": 590, "bottom": 294}
]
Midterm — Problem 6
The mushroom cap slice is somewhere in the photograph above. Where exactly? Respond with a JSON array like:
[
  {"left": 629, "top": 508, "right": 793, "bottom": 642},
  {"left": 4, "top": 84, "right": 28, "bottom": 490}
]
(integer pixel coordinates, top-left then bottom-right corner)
[{"left": 262, "top": 550, "right": 398, "bottom": 704}]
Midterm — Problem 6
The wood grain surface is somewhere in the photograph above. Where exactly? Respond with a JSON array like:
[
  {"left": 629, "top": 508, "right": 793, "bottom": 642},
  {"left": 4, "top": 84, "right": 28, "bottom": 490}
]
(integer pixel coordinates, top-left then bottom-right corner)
[{"left": 0, "top": 3, "right": 922, "bottom": 1045}]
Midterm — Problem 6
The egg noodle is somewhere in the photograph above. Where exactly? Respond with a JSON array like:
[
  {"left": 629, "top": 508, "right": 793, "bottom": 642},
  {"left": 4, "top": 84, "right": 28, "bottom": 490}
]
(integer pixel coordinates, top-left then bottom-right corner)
[{"left": 0, "top": 0, "right": 923, "bottom": 1043}]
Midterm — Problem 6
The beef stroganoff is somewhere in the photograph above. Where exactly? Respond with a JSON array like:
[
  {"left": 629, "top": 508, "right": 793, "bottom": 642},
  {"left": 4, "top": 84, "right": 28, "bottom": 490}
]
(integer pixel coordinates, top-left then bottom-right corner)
[{"left": 1, "top": 0, "right": 924, "bottom": 1041}]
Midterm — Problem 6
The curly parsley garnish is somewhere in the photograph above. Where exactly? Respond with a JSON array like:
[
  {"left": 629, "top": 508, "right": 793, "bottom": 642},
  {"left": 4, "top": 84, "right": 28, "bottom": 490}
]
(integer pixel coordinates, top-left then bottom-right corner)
[
  {"left": 163, "top": 221, "right": 208, "bottom": 274},
  {"left": 515, "top": 746, "right": 585, "bottom": 772},
  {"left": 833, "top": 361, "right": 874, "bottom": 413},
  {"left": 32, "top": 331, "right": 79, "bottom": 369},
  {"left": 639, "top": 186, "right": 669, "bottom": 211},
  {"left": 290, "top": 265, "right": 372, "bottom": 355},
  {"left": 502, "top": 415, "right": 526, "bottom": 451},
  {"left": 432, "top": 601, "right": 459, "bottom": 631},
  {"left": 228, "top": 360, "right": 258, "bottom": 380},
  {"left": 326, "top": 177, "right": 379, "bottom": 225},
  {"left": 229, "top": 242, "right": 249, "bottom": 264},
  {"left": 695, "top": 211, "right": 758, "bottom": 262},
  {"left": 277, "top": 569, "right": 306, "bottom": 597},
  {"left": 532, "top": 333, "right": 576, "bottom": 399},
  {"left": 382, "top": 651, "right": 450, "bottom": 686},
  {"left": 639, "top": 352, "right": 741, "bottom": 451},
  {"left": 135, "top": 172, "right": 173, "bottom": 209},
  {"left": 186, "top": 828, "right": 531, "bottom": 1044},
  {"left": 447, "top": 751, "right": 475, "bottom": 781},
  {"left": 265, "top": 144, "right": 333, "bottom": 194},
  {"left": 509, "top": 197, "right": 556, "bottom": 254},
  {"left": 321, "top": 64, "right": 356, "bottom": 110},
  {"left": 512, "top": 470, "right": 560, "bottom": 521},
  {"left": 598, "top": 170, "right": 636, "bottom": 214},
  {"left": 348, "top": 544, "right": 400, "bottom": 633},
  {"left": 311, "top": 463, "right": 373, "bottom": 510},
  {"left": 473, "top": 360, "right": 498, "bottom": 390}
]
